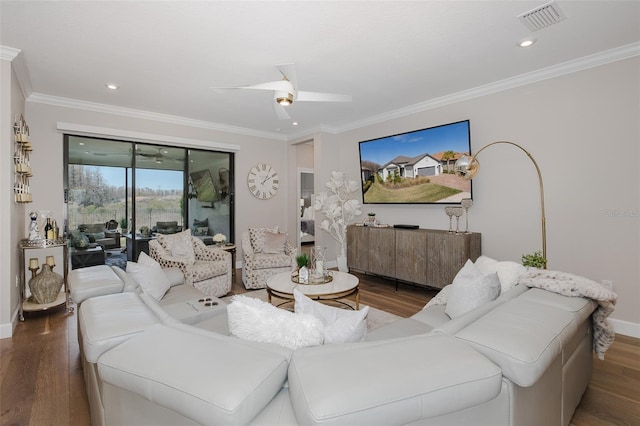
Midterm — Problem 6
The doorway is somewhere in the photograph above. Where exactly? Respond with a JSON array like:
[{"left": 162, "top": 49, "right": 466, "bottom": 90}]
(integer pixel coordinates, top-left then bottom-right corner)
[{"left": 298, "top": 169, "right": 314, "bottom": 251}]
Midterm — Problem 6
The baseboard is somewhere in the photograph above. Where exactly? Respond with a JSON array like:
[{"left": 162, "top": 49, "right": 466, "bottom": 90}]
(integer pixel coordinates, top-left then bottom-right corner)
[
  {"left": 0, "top": 307, "right": 18, "bottom": 338},
  {"left": 611, "top": 318, "right": 640, "bottom": 338}
]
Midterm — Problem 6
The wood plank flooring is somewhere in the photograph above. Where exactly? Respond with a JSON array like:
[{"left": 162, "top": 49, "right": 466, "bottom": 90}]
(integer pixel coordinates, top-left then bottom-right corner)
[{"left": 1, "top": 269, "right": 638, "bottom": 425}]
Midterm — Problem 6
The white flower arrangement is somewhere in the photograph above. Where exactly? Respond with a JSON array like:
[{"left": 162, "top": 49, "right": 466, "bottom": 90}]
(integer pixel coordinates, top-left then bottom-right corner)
[
  {"left": 314, "top": 171, "right": 362, "bottom": 257},
  {"left": 212, "top": 233, "right": 227, "bottom": 244}
]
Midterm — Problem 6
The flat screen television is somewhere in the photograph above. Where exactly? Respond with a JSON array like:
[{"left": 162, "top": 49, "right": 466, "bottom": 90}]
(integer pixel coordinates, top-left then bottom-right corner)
[
  {"left": 358, "top": 120, "right": 472, "bottom": 204},
  {"left": 189, "top": 169, "right": 218, "bottom": 203}
]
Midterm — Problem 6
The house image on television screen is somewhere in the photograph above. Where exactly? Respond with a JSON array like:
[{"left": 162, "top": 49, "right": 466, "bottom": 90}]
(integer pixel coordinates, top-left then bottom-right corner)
[{"left": 358, "top": 120, "right": 472, "bottom": 204}]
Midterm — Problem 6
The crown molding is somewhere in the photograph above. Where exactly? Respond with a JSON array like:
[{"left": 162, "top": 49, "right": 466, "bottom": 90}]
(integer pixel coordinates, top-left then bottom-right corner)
[
  {"left": 27, "top": 93, "right": 287, "bottom": 141},
  {"left": 335, "top": 42, "right": 640, "bottom": 135},
  {"left": 12, "top": 42, "right": 640, "bottom": 143},
  {"left": 57, "top": 122, "right": 241, "bottom": 152},
  {"left": 0, "top": 46, "right": 33, "bottom": 100}
]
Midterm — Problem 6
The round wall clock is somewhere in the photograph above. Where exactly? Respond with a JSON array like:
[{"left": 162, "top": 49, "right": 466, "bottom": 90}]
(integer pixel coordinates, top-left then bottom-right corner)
[{"left": 247, "top": 164, "right": 279, "bottom": 199}]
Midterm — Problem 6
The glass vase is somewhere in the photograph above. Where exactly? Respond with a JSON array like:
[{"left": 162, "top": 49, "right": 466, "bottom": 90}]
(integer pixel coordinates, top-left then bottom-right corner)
[{"left": 310, "top": 245, "right": 327, "bottom": 283}]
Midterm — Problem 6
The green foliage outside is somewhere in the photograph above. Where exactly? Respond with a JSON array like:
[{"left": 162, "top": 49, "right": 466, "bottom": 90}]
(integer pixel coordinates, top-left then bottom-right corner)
[{"left": 67, "top": 165, "right": 183, "bottom": 230}]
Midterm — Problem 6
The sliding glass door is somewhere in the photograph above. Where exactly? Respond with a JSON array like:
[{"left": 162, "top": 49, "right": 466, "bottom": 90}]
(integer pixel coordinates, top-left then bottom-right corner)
[{"left": 64, "top": 136, "right": 234, "bottom": 262}]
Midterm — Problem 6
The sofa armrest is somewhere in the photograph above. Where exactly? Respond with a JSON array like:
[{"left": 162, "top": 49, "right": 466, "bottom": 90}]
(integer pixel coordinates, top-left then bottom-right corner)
[
  {"left": 288, "top": 334, "right": 502, "bottom": 425},
  {"left": 104, "top": 230, "right": 120, "bottom": 239},
  {"left": 193, "top": 239, "right": 231, "bottom": 263}
]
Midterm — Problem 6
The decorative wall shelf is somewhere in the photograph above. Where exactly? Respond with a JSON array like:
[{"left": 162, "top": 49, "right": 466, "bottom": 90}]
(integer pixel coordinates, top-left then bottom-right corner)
[{"left": 13, "top": 114, "right": 33, "bottom": 203}]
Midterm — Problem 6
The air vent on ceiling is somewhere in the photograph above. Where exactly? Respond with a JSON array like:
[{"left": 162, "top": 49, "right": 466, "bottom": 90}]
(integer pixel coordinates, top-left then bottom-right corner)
[{"left": 518, "top": 1, "right": 567, "bottom": 32}]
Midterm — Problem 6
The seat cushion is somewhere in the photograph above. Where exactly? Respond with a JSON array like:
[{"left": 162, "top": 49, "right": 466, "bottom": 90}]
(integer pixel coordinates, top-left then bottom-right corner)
[
  {"left": 97, "top": 324, "right": 289, "bottom": 425},
  {"left": 69, "top": 265, "right": 124, "bottom": 304},
  {"left": 191, "top": 259, "right": 227, "bottom": 281},
  {"left": 455, "top": 296, "right": 577, "bottom": 387},
  {"left": 251, "top": 252, "right": 292, "bottom": 270},
  {"left": 288, "top": 334, "right": 503, "bottom": 425},
  {"left": 78, "top": 292, "right": 159, "bottom": 363}
]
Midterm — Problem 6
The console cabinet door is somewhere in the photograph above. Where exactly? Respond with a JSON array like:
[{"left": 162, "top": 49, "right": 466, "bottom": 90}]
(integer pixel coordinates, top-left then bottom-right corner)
[
  {"left": 347, "top": 226, "right": 368, "bottom": 271},
  {"left": 368, "top": 227, "right": 395, "bottom": 277},
  {"left": 426, "top": 231, "right": 481, "bottom": 288},
  {"left": 395, "top": 229, "right": 427, "bottom": 285}
]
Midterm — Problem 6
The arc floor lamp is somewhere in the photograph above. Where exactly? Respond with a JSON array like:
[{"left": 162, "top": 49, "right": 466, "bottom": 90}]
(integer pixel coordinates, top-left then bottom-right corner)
[{"left": 454, "top": 141, "right": 547, "bottom": 269}]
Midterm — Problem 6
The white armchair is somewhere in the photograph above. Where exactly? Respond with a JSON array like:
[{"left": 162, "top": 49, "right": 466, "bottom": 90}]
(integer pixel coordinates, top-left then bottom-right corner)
[
  {"left": 241, "top": 227, "right": 296, "bottom": 289},
  {"left": 149, "top": 231, "right": 232, "bottom": 297}
]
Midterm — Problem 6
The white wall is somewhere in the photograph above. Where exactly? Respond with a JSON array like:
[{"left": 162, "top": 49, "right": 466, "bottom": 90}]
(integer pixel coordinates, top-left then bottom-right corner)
[
  {"left": 318, "top": 57, "right": 639, "bottom": 334},
  {"left": 0, "top": 56, "right": 26, "bottom": 338}
]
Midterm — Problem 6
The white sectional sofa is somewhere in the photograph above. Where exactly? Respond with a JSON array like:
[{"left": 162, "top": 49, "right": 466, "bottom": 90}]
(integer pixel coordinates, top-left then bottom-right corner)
[{"left": 70, "top": 263, "right": 600, "bottom": 426}]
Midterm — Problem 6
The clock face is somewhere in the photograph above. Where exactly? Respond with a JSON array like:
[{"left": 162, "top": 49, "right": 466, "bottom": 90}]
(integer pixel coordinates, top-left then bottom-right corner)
[{"left": 247, "top": 164, "right": 279, "bottom": 199}]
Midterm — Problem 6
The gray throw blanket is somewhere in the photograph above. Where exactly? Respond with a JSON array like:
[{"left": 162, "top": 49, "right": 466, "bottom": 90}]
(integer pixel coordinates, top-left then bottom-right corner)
[{"left": 519, "top": 269, "right": 618, "bottom": 360}]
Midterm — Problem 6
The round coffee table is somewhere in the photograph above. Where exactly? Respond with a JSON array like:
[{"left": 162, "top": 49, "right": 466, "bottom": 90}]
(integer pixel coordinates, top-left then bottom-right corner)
[{"left": 266, "top": 271, "right": 360, "bottom": 310}]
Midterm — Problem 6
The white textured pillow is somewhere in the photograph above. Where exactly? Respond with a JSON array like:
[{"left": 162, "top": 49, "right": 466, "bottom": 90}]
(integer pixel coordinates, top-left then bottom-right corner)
[
  {"left": 294, "top": 289, "right": 369, "bottom": 344},
  {"left": 474, "top": 255, "right": 499, "bottom": 275},
  {"left": 227, "top": 295, "right": 323, "bottom": 349},
  {"left": 445, "top": 259, "right": 501, "bottom": 318},
  {"left": 157, "top": 229, "right": 195, "bottom": 265},
  {"left": 262, "top": 231, "right": 287, "bottom": 254},
  {"left": 126, "top": 252, "right": 171, "bottom": 300},
  {"left": 495, "top": 261, "right": 527, "bottom": 293},
  {"left": 474, "top": 256, "right": 527, "bottom": 293}
]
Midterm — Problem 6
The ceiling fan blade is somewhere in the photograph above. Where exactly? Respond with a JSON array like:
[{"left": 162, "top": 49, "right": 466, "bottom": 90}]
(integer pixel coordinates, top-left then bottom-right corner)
[
  {"left": 296, "top": 91, "right": 352, "bottom": 102},
  {"left": 273, "top": 102, "right": 291, "bottom": 120},
  {"left": 276, "top": 63, "right": 298, "bottom": 88},
  {"left": 210, "top": 80, "right": 293, "bottom": 93}
]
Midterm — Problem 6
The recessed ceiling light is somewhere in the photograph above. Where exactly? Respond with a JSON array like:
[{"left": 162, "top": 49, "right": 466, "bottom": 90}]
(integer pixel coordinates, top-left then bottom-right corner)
[
  {"left": 292, "top": 122, "right": 299, "bottom": 126},
  {"left": 105, "top": 83, "right": 119, "bottom": 90},
  {"left": 518, "top": 37, "right": 537, "bottom": 48}
]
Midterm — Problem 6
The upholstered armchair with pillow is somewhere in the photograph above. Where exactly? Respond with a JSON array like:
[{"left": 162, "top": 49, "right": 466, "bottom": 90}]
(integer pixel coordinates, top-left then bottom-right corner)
[
  {"left": 149, "top": 229, "right": 232, "bottom": 297},
  {"left": 77, "top": 222, "right": 121, "bottom": 249},
  {"left": 241, "top": 227, "right": 297, "bottom": 289}
]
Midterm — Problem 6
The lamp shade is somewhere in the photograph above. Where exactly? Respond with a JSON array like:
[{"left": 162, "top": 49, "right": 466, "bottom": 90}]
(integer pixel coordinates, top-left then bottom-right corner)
[{"left": 454, "top": 155, "right": 480, "bottom": 180}]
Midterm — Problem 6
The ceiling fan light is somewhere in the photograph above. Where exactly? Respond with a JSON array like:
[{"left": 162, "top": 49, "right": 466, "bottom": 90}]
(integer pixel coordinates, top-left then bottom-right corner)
[{"left": 276, "top": 93, "right": 294, "bottom": 106}]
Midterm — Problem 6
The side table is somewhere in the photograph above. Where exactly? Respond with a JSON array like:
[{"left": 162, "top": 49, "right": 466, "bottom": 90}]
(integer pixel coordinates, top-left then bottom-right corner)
[
  {"left": 218, "top": 244, "right": 236, "bottom": 279},
  {"left": 19, "top": 238, "right": 72, "bottom": 321}
]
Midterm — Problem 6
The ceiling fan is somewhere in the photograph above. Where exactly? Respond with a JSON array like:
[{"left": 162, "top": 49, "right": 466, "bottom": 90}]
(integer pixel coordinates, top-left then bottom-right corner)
[
  {"left": 137, "top": 148, "right": 169, "bottom": 164},
  {"left": 211, "top": 63, "right": 352, "bottom": 120}
]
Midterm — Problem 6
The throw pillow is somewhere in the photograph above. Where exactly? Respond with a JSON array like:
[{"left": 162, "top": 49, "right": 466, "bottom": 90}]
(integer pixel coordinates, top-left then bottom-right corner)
[
  {"left": 495, "top": 261, "right": 527, "bottom": 293},
  {"left": 248, "top": 226, "right": 279, "bottom": 253},
  {"left": 445, "top": 259, "right": 501, "bottom": 319},
  {"left": 474, "top": 255, "right": 526, "bottom": 293},
  {"left": 193, "top": 218, "right": 209, "bottom": 227},
  {"left": 262, "top": 231, "right": 287, "bottom": 254},
  {"left": 294, "top": 289, "right": 369, "bottom": 344},
  {"left": 227, "top": 295, "right": 323, "bottom": 350},
  {"left": 156, "top": 229, "right": 195, "bottom": 265},
  {"left": 126, "top": 252, "right": 171, "bottom": 300},
  {"left": 474, "top": 255, "right": 499, "bottom": 275}
]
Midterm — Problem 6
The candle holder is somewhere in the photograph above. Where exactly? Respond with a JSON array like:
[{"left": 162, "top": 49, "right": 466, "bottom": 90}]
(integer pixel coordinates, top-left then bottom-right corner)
[
  {"left": 28, "top": 258, "right": 39, "bottom": 279},
  {"left": 309, "top": 246, "right": 327, "bottom": 283}
]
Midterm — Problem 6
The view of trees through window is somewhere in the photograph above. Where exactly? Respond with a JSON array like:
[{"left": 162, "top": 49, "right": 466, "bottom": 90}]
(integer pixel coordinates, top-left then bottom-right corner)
[{"left": 68, "top": 164, "right": 183, "bottom": 233}]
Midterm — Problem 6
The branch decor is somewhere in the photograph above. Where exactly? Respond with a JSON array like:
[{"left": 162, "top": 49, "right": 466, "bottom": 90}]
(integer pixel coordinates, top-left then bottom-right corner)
[{"left": 314, "top": 171, "right": 362, "bottom": 258}]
